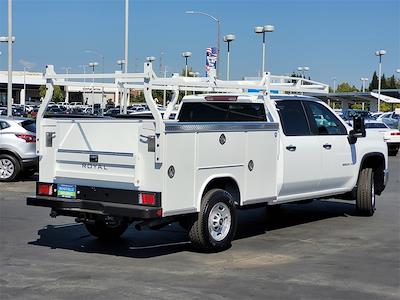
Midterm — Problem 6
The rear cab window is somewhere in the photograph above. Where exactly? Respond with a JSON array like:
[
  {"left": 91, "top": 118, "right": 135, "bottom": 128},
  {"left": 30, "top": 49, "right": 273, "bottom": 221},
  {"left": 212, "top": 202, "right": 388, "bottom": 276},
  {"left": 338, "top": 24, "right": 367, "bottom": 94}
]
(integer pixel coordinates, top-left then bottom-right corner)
[{"left": 178, "top": 102, "right": 267, "bottom": 122}]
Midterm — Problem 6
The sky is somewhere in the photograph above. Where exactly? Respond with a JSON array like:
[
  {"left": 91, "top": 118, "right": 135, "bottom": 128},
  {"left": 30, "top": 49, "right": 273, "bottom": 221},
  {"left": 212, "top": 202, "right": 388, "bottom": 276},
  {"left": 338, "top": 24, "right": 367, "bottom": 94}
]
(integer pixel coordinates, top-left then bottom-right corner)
[{"left": 0, "top": 0, "right": 399, "bottom": 88}]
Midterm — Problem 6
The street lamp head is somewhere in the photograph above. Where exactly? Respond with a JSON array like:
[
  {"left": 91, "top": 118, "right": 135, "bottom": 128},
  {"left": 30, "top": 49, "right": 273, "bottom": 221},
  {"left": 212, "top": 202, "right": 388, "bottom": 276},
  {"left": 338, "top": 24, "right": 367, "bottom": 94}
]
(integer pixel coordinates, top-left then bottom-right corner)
[
  {"left": 116, "top": 59, "right": 125, "bottom": 65},
  {"left": 146, "top": 56, "right": 156, "bottom": 62},
  {"left": 182, "top": 51, "right": 192, "bottom": 58},
  {"left": 360, "top": 77, "right": 369, "bottom": 81},
  {"left": 224, "top": 34, "right": 236, "bottom": 42},
  {"left": 304, "top": 66, "right": 310, "bottom": 71},
  {"left": 185, "top": 10, "right": 194, "bottom": 14},
  {"left": 263, "top": 25, "right": 275, "bottom": 32},
  {"left": 88, "top": 62, "right": 98, "bottom": 67},
  {"left": 375, "top": 50, "right": 386, "bottom": 56},
  {"left": 396, "top": 69, "right": 400, "bottom": 73},
  {"left": 254, "top": 26, "right": 264, "bottom": 34},
  {"left": 297, "top": 67, "right": 303, "bottom": 71}
]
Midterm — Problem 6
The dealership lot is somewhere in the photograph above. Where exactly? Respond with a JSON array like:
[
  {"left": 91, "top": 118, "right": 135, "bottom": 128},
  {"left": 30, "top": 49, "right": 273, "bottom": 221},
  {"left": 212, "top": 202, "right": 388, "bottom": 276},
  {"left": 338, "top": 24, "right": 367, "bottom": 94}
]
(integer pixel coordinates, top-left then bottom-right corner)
[{"left": 0, "top": 156, "right": 399, "bottom": 300}]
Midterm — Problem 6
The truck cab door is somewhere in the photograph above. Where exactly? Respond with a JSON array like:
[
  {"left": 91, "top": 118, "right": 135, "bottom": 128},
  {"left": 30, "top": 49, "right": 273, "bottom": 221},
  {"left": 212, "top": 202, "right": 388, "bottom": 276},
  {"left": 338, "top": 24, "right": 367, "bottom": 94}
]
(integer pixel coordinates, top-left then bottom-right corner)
[
  {"left": 275, "top": 100, "right": 322, "bottom": 199},
  {"left": 303, "top": 101, "right": 355, "bottom": 191}
]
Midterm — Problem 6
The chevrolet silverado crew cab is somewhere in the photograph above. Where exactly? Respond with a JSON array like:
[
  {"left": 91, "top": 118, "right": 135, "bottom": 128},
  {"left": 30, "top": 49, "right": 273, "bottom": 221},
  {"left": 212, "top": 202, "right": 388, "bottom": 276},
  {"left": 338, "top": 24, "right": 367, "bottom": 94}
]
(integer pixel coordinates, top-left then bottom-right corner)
[{"left": 27, "top": 65, "right": 388, "bottom": 252}]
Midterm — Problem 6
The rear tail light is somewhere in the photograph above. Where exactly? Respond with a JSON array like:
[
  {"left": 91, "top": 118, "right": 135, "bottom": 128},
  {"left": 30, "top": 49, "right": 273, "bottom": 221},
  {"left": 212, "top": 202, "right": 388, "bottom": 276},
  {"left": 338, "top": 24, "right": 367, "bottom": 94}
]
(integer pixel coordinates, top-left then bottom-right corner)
[
  {"left": 38, "top": 183, "right": 53, "bottom": 196},
  {"left": 15, "top": 134, "right": 35, "bottom": 143},
  {"left": 138, "top": 193, "right": 156, "bottom": 205},
  {"left": 390, "top": 132, "right": 400, "bottom": 136}
]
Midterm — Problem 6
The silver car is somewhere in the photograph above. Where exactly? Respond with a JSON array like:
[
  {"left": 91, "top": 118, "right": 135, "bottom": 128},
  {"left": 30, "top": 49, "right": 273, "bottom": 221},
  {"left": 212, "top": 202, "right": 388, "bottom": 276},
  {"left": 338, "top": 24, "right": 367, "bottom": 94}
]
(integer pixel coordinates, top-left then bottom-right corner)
[{"left": 0, "top": 117, "right": 38, "bottom": 181}]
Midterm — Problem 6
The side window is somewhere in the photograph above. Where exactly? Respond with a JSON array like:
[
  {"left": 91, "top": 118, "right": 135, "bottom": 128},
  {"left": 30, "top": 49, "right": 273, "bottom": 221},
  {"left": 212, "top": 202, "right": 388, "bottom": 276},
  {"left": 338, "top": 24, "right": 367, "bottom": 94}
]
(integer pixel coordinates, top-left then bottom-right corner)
[
  {"left": 0, "top": 121, "right": 10, "bottom": 130},
  {"left": 275, "top": 101, "right": 311, "bottom": 136},
  {"left": 304, "top": 101, "right": 347, "bottom": 135}
]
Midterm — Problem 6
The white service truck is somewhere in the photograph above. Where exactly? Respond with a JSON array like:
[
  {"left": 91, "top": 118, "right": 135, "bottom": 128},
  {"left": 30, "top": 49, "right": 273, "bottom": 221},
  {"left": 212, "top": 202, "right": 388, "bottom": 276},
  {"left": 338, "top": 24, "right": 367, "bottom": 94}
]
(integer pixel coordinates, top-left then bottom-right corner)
[{"left": 27, "top": 64, "right": 388, "bottom": 252}]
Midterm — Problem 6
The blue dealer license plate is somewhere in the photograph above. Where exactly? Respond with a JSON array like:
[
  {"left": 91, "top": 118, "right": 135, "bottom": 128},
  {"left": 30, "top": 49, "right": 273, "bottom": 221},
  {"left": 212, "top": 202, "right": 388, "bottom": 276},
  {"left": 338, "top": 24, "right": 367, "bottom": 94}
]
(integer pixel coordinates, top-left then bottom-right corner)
[{"left": 57, "top": 184, "right": 77, "bottom": 199}]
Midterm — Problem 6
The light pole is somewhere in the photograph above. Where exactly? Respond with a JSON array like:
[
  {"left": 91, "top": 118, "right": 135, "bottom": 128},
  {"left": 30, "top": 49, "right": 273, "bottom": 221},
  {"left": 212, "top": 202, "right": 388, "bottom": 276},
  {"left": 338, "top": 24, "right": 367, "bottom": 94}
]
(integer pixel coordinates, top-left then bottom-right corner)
[
  {"left": 182, "top": 52, "right": 192, "bottom": 96},
  {"left": 116, "top": 59, "right": 125, "bottom": 71},
  {"left": 88, "top": 62, "right": 98, "bottom": 106},
  {"left": 332, "top": 77, "right": 337, "bottom": 93},
  {"left": 146, "top": 56, "right": 156, "bottom": 63},
  {"left": 61, "top": 67, "right": 71, "bottom": 103},
  {"left": 224, "top": 34, "right": 235, "bottom": 80},
  {"left": 185, "top": 10, "right": 220, "bottom": 78},
  {"left": 254, "top": 24, "right": 274, "bottom": 75},
  {"left": 297, "top": 66, "right": 310, "bottom": 79},
  {"left": 78, "top": 64, "right": 87, "bottom": 103},
  {"left": 375, "top": 50, "right": 386, "bottom": 112},
  {"left": 182, "top": 52, "right": 192, "bottom": 77},
  {"left": 0, "top": 0, "right": 14, "bottom": 116},
  {"left": 86, "top": 49, "right": 105, "bottom": 108},
  {"left": 360, "top": 77, "right": 369, "bottom": 93}
]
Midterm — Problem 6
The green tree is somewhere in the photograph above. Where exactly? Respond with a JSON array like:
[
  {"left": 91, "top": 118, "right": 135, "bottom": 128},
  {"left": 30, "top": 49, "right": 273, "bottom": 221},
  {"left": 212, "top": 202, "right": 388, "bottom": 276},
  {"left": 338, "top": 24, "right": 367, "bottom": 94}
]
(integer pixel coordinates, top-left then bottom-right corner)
[
  {"left": 39, "top": 85, "right": 64, "bottom": 102},
  {"left": 387, "top": 75, "right": 396, "bottom": 89},
  {"left": 381, "top": 74, "right": 387, "bottom": 89},
  {"left": 369, "top": 71, "right": 378, "bottom": 91},
  {"left": 336, "top": 82, "right": 359, "bottom": 92}
]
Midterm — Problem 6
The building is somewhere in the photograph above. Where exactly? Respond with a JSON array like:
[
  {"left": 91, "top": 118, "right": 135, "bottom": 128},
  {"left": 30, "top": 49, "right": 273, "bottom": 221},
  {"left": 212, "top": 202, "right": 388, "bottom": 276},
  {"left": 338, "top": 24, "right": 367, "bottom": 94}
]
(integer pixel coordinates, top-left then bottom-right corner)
[{"left": 0, "top": 70, "right": 141, "bottom": 106}]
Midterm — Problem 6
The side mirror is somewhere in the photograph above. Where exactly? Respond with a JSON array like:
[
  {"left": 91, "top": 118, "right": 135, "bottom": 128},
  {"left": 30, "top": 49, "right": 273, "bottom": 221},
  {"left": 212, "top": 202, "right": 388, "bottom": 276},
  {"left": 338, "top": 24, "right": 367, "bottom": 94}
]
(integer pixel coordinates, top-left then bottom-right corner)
[{"left": 348, "top": 117, "right": 366, "bottom": 144}]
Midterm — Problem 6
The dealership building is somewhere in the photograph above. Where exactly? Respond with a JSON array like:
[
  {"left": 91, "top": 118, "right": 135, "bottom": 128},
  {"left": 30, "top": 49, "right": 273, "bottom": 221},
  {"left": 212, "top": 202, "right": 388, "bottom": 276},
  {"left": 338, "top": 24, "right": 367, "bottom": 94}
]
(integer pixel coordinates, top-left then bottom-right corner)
[{"left": 0, "top": 70, "right": 134, "bottom": 106}]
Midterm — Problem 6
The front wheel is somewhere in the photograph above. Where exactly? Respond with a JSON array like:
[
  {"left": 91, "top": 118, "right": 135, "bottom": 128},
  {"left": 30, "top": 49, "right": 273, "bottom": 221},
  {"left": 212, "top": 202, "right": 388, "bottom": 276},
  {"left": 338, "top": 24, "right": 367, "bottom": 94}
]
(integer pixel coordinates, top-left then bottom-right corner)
[
  {"left": 356, "top": 168, "right": 375, "bottom": 216},
  {"left": 85, "top": 216, "right": 129, "bottom": 240},
  {"left": 188, "top": 189, "right": 237, "bottom": 252}
]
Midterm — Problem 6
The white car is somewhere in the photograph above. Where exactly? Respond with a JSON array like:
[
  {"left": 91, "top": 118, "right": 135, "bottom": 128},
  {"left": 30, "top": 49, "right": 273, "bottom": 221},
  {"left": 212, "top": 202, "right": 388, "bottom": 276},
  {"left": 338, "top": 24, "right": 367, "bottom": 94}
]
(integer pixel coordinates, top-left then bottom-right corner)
[{"left": 365, "top": 121, "right": 400, "bottom": 156}]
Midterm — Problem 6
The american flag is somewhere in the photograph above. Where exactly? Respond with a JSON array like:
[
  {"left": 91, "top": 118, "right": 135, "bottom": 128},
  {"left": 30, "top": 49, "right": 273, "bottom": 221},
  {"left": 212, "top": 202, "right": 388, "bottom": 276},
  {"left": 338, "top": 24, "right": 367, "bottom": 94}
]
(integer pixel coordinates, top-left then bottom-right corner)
[{"left": 205, "top": 47, "right": 218, "bottom": 76}]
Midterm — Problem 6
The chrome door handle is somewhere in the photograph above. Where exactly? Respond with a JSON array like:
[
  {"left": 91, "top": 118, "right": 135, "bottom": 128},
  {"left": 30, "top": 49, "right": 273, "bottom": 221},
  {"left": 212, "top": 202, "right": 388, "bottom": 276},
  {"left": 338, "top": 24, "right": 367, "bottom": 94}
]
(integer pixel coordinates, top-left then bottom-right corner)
[
  {"left": 286, "top": 145, "right": 296, "bottom": 151},
  {"left": 323, "top": 143, "right": 332, "bottom": 150}
]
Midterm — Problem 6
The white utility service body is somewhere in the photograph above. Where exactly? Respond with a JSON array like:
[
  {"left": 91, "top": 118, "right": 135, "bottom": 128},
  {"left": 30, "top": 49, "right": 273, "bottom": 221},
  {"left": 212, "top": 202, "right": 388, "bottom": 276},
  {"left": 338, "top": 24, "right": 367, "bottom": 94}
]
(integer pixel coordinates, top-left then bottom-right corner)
[{"left": 28, "top": 64, "right": 388, "bottom": 251}]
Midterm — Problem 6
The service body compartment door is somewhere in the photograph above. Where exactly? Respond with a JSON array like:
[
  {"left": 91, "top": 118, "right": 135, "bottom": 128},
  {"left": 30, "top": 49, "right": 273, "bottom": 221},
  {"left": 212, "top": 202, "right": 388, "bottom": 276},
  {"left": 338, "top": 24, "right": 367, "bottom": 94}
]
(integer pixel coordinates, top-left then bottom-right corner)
[{"left": 243, "top": 130, "right": 278, "bottom": 204}]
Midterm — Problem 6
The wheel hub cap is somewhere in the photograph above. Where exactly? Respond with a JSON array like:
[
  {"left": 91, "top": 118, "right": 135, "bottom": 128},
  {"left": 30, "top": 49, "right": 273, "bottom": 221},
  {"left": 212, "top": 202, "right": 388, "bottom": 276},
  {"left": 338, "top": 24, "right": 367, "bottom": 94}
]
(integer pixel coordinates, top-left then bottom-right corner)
[
  {"left": 0, "top": 159, "right": 14, "bottom": 179},
  {"left": 208, "top": 202, "right": 231, "bottom": 242}
]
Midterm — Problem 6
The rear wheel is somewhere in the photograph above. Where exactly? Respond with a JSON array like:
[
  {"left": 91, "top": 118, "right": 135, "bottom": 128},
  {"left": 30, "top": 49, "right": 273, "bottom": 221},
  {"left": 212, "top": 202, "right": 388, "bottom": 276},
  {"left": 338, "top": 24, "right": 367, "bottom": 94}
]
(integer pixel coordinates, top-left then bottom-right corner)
[
  {"left": 85, "top": 216, "right": 129, "bottom": 240},
  {"left": 356, "top": 168, "right": 375, "bottom": 216},
  {"left": 188, "top": 189, "right": 237, "bottom": 252},
  {"left": 0, "top": 154, "right": 20, "bottom": 182}
]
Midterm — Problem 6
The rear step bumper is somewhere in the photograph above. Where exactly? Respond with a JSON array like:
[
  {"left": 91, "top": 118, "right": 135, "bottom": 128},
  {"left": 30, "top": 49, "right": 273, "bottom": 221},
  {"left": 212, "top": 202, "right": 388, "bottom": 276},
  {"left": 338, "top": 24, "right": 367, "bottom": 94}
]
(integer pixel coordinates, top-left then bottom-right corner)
[{"left": 27, "top": 196, "right": 162, "bottom": 219}]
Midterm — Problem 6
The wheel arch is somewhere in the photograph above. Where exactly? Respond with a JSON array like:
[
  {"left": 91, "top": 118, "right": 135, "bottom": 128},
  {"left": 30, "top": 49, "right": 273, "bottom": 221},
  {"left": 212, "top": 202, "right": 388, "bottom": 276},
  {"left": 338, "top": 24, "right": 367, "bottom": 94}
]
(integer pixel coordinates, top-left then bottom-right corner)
[{"left": 198, "top": 175, "right": 241, "bottom": 207}]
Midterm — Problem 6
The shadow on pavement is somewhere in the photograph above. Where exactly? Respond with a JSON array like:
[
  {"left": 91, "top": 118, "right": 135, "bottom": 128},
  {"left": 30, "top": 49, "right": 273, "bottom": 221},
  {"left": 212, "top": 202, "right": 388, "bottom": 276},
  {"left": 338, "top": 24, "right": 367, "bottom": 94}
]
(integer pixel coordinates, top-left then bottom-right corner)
[{"left": 29, "top": 199, "right": 357, "bottom": 258}]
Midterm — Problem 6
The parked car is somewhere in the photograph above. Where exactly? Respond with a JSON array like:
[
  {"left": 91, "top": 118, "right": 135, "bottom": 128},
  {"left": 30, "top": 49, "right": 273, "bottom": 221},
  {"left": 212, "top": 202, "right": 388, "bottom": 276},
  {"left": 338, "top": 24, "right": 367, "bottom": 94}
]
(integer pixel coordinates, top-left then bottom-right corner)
[
  {"left": 365, "top": 121, "right": 400, "bottom": 156},
  {"left": 0, "top": 117, "right": 38, "bottom": 181},
  {"left": 379, "top": 111, "right": 400, "bottom": 129}
]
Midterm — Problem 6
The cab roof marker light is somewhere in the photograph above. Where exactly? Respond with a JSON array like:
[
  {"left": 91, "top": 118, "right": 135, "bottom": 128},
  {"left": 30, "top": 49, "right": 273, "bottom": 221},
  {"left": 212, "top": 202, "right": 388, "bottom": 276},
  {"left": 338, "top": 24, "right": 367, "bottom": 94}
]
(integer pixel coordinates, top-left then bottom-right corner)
[{"left": 205, "top": 95, "right": 238, "bottom": 101}]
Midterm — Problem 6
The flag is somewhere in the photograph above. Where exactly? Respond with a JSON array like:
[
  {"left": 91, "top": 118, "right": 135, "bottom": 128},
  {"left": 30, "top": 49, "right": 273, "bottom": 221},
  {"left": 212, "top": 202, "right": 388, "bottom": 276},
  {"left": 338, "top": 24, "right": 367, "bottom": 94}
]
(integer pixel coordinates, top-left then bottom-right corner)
[{"left": 205, "top": 47, "right": 218, "bottom": 77}]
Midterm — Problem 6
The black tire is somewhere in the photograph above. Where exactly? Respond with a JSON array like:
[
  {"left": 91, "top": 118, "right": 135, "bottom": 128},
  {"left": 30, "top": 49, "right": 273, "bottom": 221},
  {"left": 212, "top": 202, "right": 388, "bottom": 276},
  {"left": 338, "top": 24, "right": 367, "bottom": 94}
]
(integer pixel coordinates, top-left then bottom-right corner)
[
  {"left": 188, "top": 189, "right": 237, "bottom": 252},
  {"left": 356, "top": 168, "right": 375, "bottom": 216},
  {"left": 85, "top": 217, "right": 129, "bottom": 240},
  {"left": 0, "top": 154, "right": 21, "bottom": 182}
]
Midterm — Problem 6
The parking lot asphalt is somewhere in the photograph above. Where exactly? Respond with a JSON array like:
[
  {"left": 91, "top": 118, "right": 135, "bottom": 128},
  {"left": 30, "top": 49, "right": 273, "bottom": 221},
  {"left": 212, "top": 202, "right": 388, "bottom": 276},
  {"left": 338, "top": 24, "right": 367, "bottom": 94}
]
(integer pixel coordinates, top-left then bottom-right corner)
[{"left": 0, "top": 157, "right": 399, "bottom": 300}]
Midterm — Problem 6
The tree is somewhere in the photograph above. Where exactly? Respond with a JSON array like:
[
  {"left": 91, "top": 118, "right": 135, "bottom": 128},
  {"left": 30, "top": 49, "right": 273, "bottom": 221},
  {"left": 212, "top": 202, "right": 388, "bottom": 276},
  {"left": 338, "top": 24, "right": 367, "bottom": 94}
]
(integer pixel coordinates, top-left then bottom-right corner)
[
  {"left": 387, "top": 75, "right": 396, "bottom": 89},
  {"left": 39, "top": 85, "right": 64, "bottom": 102},
  {"left": 336, "top": 82, "right": 359, "bottom": 93},
  {"left": 369, "top": 71, "right": 378, "bottom": 91},
  {"left": 381, "top": 74, "right": 387, "bottom": 89}
]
